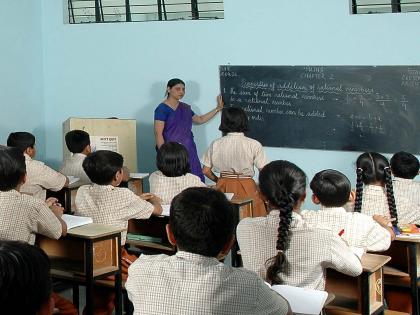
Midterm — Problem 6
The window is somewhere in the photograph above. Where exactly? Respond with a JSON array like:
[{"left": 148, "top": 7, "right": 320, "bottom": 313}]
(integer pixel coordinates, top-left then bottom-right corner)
[
  {"left": 67, "top": 0, "right": 224, "bottom": 24},
  {"left": 351, "top": 0, "right": 420, "bottom": 14}
]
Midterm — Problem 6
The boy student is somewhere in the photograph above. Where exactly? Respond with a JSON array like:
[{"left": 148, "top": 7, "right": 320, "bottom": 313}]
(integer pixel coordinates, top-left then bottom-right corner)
[
  {"left": 7, "top": 132, "right": 68, "bottom": 200},
  {"left": 126, "top": 187, "right": 291, "bottom": 315},
  {"left": 75, "top": 150, "right": 162, "bottom": 315},
  {"left": 301, "top": 169, "right": 394, "bottom": 252},
  {"left": 60, "top": 129, "right": 91, "bottom": 185},
  {"left": 0, "top": 146, "right": 77, "bottom": 315},
  {"left": 391, "top": 151, "right": 420, "bottom": 208},
  {"left": 0, "top": 240, "right": 54, "bottom": 315}
]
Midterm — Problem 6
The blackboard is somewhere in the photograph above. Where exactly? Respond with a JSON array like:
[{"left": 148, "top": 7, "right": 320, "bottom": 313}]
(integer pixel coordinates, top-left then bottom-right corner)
[{"left": 219, "top": 65, "right": 420, "bottom": 154}]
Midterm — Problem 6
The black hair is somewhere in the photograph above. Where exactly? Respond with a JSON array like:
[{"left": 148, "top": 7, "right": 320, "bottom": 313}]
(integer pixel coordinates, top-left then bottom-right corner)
[
  {"left": 170, "top": 187, "right": 234, "bottom": 257},
  {"left": 165, "top": 78, "right": 185, "bottom": 97},
  {"left": 0, "top": 240, "right": 52, "bottom": 315},
  {"left": 218, "top": 107, "right": 249, "bottom": 135},
  {"left": 65, "top": 130, "right": 90, "bottom": 154},
  {"left": 259, "top": 160, "right": 307, "bottom": 285},
  {"left": 7, "top": 132, "right": 35, "bottom": 153},
  {"left": 310, "top": 169, "right": 351, "bottom": 207},
  {"left": 157, "top": 142, "right": 190, "bottom": 177},
  {"left": 0, "top": 146, "right": 26, "bottom": 191},
  {"left": 390, "top": 151, "right": 420, "bottom": 179},
  {"left": 354, "top": 152, "right": 398, "bottom": 227},
  {"left": 82, "top": 150, "right": 123, "bottom": 185}
]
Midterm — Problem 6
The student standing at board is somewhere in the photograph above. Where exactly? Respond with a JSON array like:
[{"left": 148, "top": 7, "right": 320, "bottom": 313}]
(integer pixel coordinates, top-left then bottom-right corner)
[
  {"left": 202, "top": 107, "right": 268, "bottom": 216},
  {"left": 154, "top": 78, "right": 223, "bottom": 182}
]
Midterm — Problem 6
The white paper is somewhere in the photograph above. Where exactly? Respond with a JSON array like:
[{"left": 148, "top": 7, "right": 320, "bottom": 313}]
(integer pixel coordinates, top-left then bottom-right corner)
[
  {"left": 350, "top": 246, "right": 365, "bottom": 260},
  {"left": 66, "top": 176, "right": 80, "bottom": 186},
  {"left": 224, "top": 193, "right": 234, "bottom": 200},
  {"left": 271, "top": 285, "right": 328, "bottom": 315},
  {"left": 161, "top": 205, "right": 170, "bottom": 216},
  {"left": 62, "top": 214, "right": 93, "bottom": 230},
  {"left": 130, "top": 173, "right": 150, "bottom": 179},
  {"left": 90, "top": 136, "right": 119, "bottom": 153}
]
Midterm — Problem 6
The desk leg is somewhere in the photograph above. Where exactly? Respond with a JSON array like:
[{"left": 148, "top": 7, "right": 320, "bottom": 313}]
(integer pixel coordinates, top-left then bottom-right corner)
[
  {"left": 231, "top": 204, "right": 241, "bottom": 267},
  {"left": 361, "top": 272, "right": 370, "bottom": 315},
  {"left": 85, "top": 240, "right": 94, "bottom": 315},
  {"left": 115, "top": 236, "right": 123, "bottom": 315},
  {"left": 72, "top": 283, "right": 79, "bottom": 310},
  {"left": 408, "top": 244, "right": 419, "bottom": 315}
]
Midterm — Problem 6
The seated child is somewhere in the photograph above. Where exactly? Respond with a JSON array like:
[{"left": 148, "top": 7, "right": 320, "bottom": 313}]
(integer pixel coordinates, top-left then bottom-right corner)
[
  {"left": 0, "top": 146, "right": 77, "bottom": 315},
  {"left": 237, "top": 160, "right": 362, "bottom": 290},
  {"left": 354, "top": 152, "right": 420, "bottom": 225},
  {"left": 149, "top": 142, "right": 205, "bottom": 205},
  {"left": 390, "top": 151, "right": 420, "bottom": 208},
  {"left": 60, "top": 129, "right": 91, "bottom": 185},
  {"left": 202, "top": 107, "right": 268, "bottom": 216},
  {"left": 126, "top": 187, "right": 291, "bottom": 315},
  {"left": 0, "top": 240, "right": 54, "bottom": 315},
  {"left": 75, "top": 150, "right": 162, "bottom": 315},
  {"left": 301, "top": 169, "right": 393, "bottom": 252},
  {"left": 7, "top": 132, "right": 68, "bottom": 200}
]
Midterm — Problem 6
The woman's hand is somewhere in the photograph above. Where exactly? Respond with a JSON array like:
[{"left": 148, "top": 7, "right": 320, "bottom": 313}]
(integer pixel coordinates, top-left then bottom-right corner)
[{"left": 216, "top": 94, "right": 224, "bottom": 111}]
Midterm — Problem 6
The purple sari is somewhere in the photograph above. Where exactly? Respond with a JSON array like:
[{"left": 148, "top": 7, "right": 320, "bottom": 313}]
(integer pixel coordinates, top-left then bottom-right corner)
[{"left": 158, "top": 102, "right": 205, "bottom": 182}]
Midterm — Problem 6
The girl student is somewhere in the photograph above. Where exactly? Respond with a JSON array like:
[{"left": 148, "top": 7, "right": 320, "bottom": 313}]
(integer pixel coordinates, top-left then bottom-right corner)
[
  {"left": 154, "top": 78, "right": 223, "bottom": 182},
  {"left": 353, "top": 152, "right": 420, "bottom": 226},
  {"left": 236, "top": 160, "right": 362, "bottom": 290},
  {"left": 149, "top": 142, "right": 205, "bottom": 205},
  {"left": 202, "top": 107, "right": 267, "bottom": 217}
]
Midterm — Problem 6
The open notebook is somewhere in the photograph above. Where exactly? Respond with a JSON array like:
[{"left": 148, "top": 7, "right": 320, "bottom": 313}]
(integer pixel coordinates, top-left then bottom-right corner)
[
  {"left": 271, "top": 285, "right": 328, "bottom": 315},
  {"left": 62, "top": 214, "right": 93, "bottom": 230}
]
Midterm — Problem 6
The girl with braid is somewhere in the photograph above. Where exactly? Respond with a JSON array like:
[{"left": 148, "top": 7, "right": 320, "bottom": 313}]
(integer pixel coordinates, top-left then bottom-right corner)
[
  {"left": 353, "top": 152, "right": 420, "bottom": 226},
  {"left": 237, "top": 160, "right": 362, "bottom": 290}
]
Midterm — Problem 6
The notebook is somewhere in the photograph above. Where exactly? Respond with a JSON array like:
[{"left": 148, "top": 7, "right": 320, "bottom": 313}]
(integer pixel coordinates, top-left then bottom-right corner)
[
  {"left": 129, "top": 173, "right": 150, "bottom": 179},
  {"left": 67, "top": 176, "right": 80, "bottom": 186},
  {"left": 62, "top": 214, "right": 93, "bottom": 230}
]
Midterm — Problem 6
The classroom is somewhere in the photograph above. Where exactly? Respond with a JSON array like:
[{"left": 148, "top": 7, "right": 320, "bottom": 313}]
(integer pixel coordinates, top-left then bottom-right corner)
[{"left": 1, "top": 0, "right": 420, "bottom": 314}]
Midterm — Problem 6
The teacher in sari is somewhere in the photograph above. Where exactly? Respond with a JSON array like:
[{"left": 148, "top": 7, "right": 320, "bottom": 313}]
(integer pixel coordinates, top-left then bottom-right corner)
[{"left": 154, "top": 78, "right": 223, "bottom": 182}]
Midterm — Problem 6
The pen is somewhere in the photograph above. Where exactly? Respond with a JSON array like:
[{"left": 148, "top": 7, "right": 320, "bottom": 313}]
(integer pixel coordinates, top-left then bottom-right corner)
[{"left": 338, "top": 229, "right": 345, "bottom": 236}]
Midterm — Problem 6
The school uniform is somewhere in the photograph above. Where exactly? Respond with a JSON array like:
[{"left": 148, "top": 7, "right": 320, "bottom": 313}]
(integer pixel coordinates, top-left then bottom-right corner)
[
  {"left": 149, "top": 170, "right": 206, "bottom": 205},
  {"left": 0, "top": 189, "right": 77, "bottom": 315},
  {"left": 60, "top": 153, "right": 91, "bottom": 185},
  {"left": 393, "top": 177, "right": 420, "bottom": 208},
  {"left": 75, "top": 184, "right": 155, "bottom": 315},
  {"left": 301, "top": 206, "right": 391, "bottom": 252},
  {"left": 126, "top": 251, "right": 290, "bottom": 315},
  {"left": 202, "top": 132, "right": 268, "bottom": 216},
  {"left": 237, "top": 211, "right": 363, "bottom": 290},
  {"left": 21, "top": 153, "right": 67, "bottom": 201},
  {"left": 360, "top": 185, "right": 420, "bottom": 224}
]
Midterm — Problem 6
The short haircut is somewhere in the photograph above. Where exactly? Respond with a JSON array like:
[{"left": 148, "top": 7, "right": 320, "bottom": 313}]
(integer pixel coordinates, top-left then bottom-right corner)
[
  {"left": 0, "top": 146, "right": 26, "bottom": 191},
  {"left": 219, "top": 107, "right": 249, "bottom": 135},
  {"left": 82, "top": 150, "right": 123, "bottom": 185},
  {"left": 65, "top": 130, "right": 90, "bottom": 154},
  {"left": 0, "top": 240, "right": 52, "bottom": 315},
  {"left": 7, "top": 132, "right": 35, "bottom": 153},
  {"left": 156, "top": 142, "right": 190, "bottom": 177},
  {"left": 390, "top": 151, "right": 420, "bottom": 179},
  {"left": 170, "top": 187, "right": 234, "bottom": 257},
  {"left": 310, "top": 169, "right": 351, "bottom": 207}
]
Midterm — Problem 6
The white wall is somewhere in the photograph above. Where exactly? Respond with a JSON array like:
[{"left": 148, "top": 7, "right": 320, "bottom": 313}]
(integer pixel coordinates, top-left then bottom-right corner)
[
  {"left": 0, "top": 1, "right": 45, "bottom": 159},
  {"left": 41, "top": 0, "right": 420, "bottom": 208}
]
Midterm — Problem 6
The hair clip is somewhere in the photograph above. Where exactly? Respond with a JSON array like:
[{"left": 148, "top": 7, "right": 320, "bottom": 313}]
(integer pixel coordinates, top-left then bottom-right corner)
[
  {"left": 356, "top": 167, "right": 363, "bottom": 172},
  {"left": 384, "top": 166, "right": 390, "bottom": 170}
]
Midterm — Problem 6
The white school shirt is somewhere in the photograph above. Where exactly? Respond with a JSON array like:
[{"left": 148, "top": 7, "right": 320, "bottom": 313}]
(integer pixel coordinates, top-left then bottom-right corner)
[
  {"left": 20, "top": 154, "right": 67, "bottom": 201},
  {"left": 202, "top": 132, "right": 268, "bottom": 177},
  {"left": 126, "top": 251, "right": 290, "bottom": 315},
  {"left": 59, "top": 153, "right": 91, "bottom": 185},
  {"left": 301, "top": 206, "right": 391, "bottom": 252},
  {"left": 360, "top": 185, "right": 420, "bottom": 224},
  {"left": 236, "top": 211, "right": 362, "bottom": 290},
  {"left": 149, "top": 171, "right": 206, "bottom": 205},
  {"left": 393, "top": 177, "right": 420, "bottom": 209}
]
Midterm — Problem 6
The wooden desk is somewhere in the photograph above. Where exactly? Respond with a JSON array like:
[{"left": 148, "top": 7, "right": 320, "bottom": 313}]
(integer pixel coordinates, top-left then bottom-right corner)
[
  {"left": 380, "top": 235, "right": 420, "bottom": 315},
  {"left": 128, "top": 173, "right": 149, "bottom": 196},
  {"left": 47, "top": 184, "right": 81, "bottom": 214},
  {"left": 231, "top": 197, "right": 254, "bottom": 267},
  {"left": 37, "top": 224, "right": 125, "bottom": 315},
  {"left": 325, "top": 253, "right": 391, "bottom": 315}
]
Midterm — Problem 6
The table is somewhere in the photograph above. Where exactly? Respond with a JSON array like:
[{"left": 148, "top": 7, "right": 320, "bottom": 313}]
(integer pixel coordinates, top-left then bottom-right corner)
[
  {"left": 37, "top": 224, "right": 125, "bottom": 315},
  {"left": 325, "top": 253, "right": 391, "bottom": 315}
]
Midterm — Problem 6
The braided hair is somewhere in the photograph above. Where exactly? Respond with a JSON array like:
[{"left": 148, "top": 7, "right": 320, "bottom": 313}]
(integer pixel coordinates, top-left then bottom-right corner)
[
  {"left": 259, "top": 160, "right": 307, "bottom": 285},
  {"left": 354, "top": 152, "right": 398, "bottom": 226}
]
